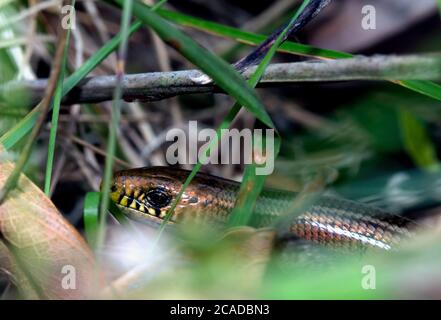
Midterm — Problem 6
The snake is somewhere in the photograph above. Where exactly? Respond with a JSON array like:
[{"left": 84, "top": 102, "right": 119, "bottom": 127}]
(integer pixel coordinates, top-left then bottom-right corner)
[{"left": 109, "top": 166, "right": 416, "bottom": 251}]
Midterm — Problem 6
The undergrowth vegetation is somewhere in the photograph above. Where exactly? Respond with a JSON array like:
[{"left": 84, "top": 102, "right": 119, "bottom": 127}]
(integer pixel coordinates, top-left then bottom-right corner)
[{"left": 0, "top": 0, "right": 441, "bottom": 299}]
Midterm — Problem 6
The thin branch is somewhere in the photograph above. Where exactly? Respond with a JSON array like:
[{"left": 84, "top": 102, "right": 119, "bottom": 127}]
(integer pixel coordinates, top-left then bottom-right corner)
[
  {"left": 4, "top": 54, "right": 441, "bottom": 107},
  {"left": 0, "top": 34, "right": 55, "bottom": 50},
  {"left": 62, "top": 133, "right": 131, "bottom": 168}
]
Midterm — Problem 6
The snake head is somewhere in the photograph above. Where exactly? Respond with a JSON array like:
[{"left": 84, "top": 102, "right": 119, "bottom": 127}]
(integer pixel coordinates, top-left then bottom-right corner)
[
  {"left": 108, "top": 169, "right": 174, "bottom": 225},
  {"left": 108, "top": 166, "right": 234, "bottom": 226}
]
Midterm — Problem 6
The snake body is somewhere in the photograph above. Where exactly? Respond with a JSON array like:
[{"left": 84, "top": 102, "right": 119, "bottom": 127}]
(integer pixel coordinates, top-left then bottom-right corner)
[{"left": 109, "top": 167, "right": 414, "bottom": 250}]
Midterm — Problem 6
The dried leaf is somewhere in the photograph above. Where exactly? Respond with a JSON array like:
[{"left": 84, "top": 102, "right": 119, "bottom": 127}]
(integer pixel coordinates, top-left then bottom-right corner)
[{"left": 0, "top": 146, "right": 100, "bottom": 299}]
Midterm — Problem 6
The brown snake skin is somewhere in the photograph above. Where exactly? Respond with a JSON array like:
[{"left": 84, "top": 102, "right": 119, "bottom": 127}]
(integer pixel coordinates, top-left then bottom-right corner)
[{"left": 109, "top": 167, "right": 415, "bottom": 250}]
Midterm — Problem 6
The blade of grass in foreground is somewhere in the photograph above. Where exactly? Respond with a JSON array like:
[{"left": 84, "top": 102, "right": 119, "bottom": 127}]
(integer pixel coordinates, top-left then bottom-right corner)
[
  {"left": 437, "top": 0, "right": 441, "bottom": 18},
  {"left": 95, "top": 0, "right": 135, "bottom": 253},
  {"left": 83, "top": 191, "right": 100, "bottom": 245},
  {"left": 82, "top": 0, "right": 167, "bottom": 252},
  {"left": 396, "top": 80, "right": 441, "bottom": 102},
  {"left": 44, "top": 0, "right": 75, "bottom": 196},
  {"left": 398, "top": 109, "right": 439, "bottom": 171},
  {"left": 228, "top": 1, "right": 317, "bottom": 227}
]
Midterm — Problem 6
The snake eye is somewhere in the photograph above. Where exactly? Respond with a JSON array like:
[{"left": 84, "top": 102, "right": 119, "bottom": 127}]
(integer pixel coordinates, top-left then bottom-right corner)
[{"left": 145, "top": 188, "right": 171, "bottom": 209}]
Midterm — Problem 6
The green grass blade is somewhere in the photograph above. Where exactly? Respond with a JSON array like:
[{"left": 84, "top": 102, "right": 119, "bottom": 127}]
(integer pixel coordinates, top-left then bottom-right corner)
[
  {"left": 95, "top": 0, "right": 135, "bottom": 253},
  {"left": 398, "top": 109, "right": 439, "bottom": 171},
  {"left": 396, "top": 80, "right": 441, "bottom": 101},
  {"left": 83, "top": 192, "right": 100, "bottom": 246},
  {"left": 44, "top": 0, "right": 75, "bottom": 196},
  {"left": 227, "top": 0, "right": 312, "bottom": 227}
]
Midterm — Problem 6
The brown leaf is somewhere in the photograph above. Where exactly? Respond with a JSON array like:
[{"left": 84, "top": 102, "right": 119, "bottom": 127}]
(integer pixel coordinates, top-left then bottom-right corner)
[{"left": 0, "top": 146, "right": 101, "bottom": 299}]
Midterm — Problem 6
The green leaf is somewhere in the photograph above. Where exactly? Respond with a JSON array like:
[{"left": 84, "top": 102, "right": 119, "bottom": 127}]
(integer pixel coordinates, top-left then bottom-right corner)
[
  {"left": 397, "top": 80, "right": 441, "bottom": 102},
  {"left": 399, "top": 109, "right": 439, "bottom": 171},
  {"left": 83, "top": 191, "right": 100, "bottom": 247},
  {"left": 437, "top": 0, "right": 441, "bottom": 18}
]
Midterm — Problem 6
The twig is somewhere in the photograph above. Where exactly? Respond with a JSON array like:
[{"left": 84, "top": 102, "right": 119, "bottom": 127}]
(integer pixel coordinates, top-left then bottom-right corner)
[
  {"left": 126, "top": 102, "right": 166, "bottom": 166},
  {"left": 68, "top": 144, "right": 101, "bottom": 191},
  {"left": 57, "top": 113, "right": 161, "bottom": 123},
  {"left": 83, "top": 0, "right": 111, "bottom": 45},
  {"left": 117, "top": 120, "right": 145, "bottom": 166},
  {"left": 21, "top": 0, "right": 39, "bottom": 79},
  {"left": 0, "top": 20, "right": 69, "bottom": 204},
  {"left": 4, "top": 54, "right": 441, "bottom": 107},
  {"left": 0, "top": 35, "right": 55, "bottom": 49},
  {"left": 62, "top": 133, "right": 131, "bottom": 168}
]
